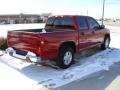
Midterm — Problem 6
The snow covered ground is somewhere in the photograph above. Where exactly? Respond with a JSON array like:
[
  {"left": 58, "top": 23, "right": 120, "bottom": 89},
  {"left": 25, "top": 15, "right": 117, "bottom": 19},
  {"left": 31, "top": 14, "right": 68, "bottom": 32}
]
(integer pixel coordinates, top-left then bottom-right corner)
[
  {"left": 0, "top": 24, "right": 120, "bottom": 90},
  {"left": 0, "top": 23, "right": 45, "bottom": 38}
]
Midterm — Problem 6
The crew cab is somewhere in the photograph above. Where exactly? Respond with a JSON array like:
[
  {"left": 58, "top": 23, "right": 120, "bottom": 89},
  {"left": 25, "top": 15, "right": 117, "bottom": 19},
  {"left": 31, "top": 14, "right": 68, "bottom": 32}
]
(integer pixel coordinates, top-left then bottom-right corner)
[{"left": 6, "top": 15, "right": 110, "bottom": 69}]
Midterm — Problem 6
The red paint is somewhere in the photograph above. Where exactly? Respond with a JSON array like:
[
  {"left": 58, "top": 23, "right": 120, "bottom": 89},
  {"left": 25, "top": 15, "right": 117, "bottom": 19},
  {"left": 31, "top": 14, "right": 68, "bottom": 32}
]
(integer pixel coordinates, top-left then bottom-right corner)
[{"left": 7, "top": 15, "right": 110, "bottom": 61}]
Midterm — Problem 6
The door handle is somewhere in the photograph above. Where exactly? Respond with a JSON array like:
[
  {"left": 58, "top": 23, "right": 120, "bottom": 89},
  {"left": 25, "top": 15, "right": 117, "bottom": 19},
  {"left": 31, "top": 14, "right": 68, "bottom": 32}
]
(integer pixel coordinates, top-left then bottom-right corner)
[{"left": 81, "top": 32, "right": 84, "bottom": 35}]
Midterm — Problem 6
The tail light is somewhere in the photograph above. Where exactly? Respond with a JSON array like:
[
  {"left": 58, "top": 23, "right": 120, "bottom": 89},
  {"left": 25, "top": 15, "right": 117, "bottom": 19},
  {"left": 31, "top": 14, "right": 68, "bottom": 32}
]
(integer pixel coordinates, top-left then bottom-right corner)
[
  {"left": 37, "top": 39, "right": 48, "bottom": 49},
  {"left": 40, "top": 40, "right": 45, "bottom": 45}
]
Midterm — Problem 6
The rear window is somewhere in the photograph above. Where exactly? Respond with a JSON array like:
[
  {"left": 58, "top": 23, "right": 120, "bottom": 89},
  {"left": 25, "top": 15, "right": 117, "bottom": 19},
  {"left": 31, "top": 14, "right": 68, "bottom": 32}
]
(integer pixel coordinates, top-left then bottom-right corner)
[
  {"left": 46, "top": 17, "right": 74, "bottom": 30},
  {"left": 46, "top": 17, "right": 55, "bottom": 26}
]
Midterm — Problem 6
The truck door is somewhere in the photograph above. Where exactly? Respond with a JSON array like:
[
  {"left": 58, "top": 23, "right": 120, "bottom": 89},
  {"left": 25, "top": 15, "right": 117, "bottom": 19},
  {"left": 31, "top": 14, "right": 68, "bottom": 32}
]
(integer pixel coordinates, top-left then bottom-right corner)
[
  {"left": 87, "top": 17, "right": 104, "bottom": 45},
  {"left": 77, "top": 16, "right": 91, "bottom": 50}
]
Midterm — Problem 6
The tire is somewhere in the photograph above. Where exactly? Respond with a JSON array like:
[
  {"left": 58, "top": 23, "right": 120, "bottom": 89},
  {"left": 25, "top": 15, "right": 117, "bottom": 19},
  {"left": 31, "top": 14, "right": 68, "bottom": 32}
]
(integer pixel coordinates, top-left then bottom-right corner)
[
  {"left": 57, "top": 46, "right": 74, "bottom": 69},
  {"left": 101, "top": 36, "right": 110, "bottom": 50}
]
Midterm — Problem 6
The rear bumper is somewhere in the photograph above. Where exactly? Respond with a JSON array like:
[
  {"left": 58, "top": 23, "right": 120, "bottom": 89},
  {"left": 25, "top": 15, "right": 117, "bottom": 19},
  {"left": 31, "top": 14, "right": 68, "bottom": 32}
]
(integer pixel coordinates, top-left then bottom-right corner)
[{"left": 6, "top": 47, "right": 41, "bottom": 63}]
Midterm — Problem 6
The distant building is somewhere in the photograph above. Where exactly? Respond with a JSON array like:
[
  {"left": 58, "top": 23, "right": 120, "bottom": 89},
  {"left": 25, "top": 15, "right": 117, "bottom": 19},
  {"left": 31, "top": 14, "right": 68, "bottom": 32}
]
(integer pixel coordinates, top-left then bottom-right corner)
[
  {"left": 115, "top": 19, "right": 120, "bottom": 23},
  {"left": 0, "top": 14, "right": 41, "bottom": 24}
]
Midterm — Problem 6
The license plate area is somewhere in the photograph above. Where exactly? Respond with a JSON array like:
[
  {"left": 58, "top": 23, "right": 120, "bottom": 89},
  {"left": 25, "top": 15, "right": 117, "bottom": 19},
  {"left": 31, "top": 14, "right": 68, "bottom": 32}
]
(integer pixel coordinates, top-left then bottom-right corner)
[{"left": 15, "top": 50, "right": 27, "bottom": 56}]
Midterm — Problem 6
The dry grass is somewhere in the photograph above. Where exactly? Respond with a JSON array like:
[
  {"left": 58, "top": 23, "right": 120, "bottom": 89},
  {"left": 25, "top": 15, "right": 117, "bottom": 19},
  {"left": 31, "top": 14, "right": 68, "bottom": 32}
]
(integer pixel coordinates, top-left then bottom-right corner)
[{"left": 0, "top": 37, "right": 8, "bottom": 50}]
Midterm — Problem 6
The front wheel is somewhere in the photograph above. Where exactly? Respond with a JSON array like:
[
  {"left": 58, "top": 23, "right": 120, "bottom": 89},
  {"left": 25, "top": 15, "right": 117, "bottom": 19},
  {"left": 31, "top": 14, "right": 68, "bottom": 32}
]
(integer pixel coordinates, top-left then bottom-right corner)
[
  {"left": 57, "top": 46, "right": 74, "bottom": 69},
  {"left": 101, "top": 36, "right": 110, "bottom": 50}
]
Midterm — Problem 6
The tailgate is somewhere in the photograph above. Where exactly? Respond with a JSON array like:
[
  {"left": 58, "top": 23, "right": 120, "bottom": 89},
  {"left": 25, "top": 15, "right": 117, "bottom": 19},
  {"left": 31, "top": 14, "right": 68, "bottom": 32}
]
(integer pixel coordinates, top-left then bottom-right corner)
[{"left": 7, "top": 30, "right": 41, "bottom": 54}]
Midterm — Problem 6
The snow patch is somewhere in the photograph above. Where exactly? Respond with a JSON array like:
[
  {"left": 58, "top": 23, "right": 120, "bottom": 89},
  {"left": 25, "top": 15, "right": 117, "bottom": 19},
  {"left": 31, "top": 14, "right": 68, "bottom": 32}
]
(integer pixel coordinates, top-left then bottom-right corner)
[
  {"left": 0, "top": 51, "right": 4, "bottom": 56},
  {"left": 1, "top": 48, "right": 120, "bottom": 89}
]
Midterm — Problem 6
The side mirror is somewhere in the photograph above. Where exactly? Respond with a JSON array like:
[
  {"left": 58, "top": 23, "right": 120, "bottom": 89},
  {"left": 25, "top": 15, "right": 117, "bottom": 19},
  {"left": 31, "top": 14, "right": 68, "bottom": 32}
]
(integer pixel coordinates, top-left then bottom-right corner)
[{"left": 99, "top": 25, "right": 105, "bottom": 29}]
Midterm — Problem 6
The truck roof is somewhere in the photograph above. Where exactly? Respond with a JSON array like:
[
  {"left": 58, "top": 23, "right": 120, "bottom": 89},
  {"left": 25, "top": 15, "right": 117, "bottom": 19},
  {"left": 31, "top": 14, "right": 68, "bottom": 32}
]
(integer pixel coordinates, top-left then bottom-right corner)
[{"left": 49, "top": 15, "right": 92, "bottom": 18}]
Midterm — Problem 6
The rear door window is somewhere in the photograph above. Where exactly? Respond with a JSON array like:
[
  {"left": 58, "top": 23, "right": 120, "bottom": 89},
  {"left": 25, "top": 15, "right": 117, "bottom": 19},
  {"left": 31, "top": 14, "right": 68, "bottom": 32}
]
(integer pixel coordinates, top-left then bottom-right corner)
[{"left": 77, "top": 17, "right": 88, "bottom": 30}]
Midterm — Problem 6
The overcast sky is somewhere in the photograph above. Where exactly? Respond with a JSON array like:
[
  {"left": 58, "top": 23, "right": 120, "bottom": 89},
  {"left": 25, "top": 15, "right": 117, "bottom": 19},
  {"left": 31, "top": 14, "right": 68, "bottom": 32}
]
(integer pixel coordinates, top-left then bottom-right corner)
[{"left": 0, "top": 0, "right": 120, "bottom": 19}]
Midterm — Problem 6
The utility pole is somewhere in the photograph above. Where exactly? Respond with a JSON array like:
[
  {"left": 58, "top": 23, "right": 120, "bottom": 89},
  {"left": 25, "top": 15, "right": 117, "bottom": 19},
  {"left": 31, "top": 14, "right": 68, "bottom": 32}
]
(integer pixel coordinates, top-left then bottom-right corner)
[
  {"left": 102, "top": 0, "right": 105, "bottom": 25},
  {"left": 87, "top": 9, "right": 88, "bottom": 16}
]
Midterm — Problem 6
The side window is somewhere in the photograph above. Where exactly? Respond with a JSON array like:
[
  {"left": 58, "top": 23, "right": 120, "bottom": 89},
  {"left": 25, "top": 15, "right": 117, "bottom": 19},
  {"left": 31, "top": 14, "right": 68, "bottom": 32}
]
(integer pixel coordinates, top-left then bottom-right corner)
[
  {"left": 77, "top": 17, "right": 88, "bottom": 30},
  {"left": 88, "top": 18, "right": 100, "bottom": 29}
]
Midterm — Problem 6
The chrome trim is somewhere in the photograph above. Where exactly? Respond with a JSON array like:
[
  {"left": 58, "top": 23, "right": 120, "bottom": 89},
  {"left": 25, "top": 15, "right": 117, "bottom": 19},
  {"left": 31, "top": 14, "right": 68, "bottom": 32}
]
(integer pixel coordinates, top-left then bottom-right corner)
[{"left": 6, "top": 47, "right": 41, "bottom": 63}]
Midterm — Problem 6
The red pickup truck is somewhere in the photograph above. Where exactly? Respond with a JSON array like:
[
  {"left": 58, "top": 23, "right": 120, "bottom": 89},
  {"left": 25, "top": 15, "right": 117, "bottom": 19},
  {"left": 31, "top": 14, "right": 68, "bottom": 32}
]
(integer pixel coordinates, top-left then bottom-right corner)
[{"left": 6, "top": 15, "right": 110, "bottom": 68}]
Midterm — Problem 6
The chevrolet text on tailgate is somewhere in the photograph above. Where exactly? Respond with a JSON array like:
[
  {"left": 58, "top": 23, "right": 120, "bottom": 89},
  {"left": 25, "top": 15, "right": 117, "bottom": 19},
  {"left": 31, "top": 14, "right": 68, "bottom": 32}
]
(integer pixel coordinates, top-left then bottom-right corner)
[{"left": 6, "top": 15, "right": 110, "bottom": 69}]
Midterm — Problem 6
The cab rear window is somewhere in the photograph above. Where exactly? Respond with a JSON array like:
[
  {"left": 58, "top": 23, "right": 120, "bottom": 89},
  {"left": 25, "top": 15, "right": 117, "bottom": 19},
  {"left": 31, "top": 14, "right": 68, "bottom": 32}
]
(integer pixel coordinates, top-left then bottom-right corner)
[{"left": 46, "top": 17, "right": 74, "bottom": 30}]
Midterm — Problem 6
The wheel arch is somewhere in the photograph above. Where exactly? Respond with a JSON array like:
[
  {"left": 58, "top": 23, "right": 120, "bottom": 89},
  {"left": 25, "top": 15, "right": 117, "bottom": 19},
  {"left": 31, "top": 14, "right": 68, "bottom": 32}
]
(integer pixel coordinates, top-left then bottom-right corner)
[
  {"left": 59, "top": 41, "right": 76, "bottom": 53},
  {"left": 105, "top": 33, "right": 110, "bottom": 40}
]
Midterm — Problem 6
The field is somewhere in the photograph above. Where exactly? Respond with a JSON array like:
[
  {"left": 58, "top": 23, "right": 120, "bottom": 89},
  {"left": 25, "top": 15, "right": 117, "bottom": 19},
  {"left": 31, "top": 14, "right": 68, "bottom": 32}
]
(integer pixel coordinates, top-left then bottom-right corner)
[{"left": 104, "top": 20, "right": 120, "bottom": 26}]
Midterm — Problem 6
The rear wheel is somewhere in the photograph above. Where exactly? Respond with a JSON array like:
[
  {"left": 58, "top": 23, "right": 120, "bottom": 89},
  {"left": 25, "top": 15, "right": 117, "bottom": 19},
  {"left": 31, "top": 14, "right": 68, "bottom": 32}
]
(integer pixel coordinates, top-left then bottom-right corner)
[
  {"left": 57, "top": 46, "right": 74, "bottom": 69},
  {"left": 101, "top": 36, "right": 110, "bottom": 50}
]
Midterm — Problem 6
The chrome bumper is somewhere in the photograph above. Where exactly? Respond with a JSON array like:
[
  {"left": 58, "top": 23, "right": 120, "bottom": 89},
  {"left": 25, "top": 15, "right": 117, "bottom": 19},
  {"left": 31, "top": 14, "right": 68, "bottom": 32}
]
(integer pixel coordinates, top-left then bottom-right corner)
[{"left": 6, "top": 47, "right": 41, "bottom": 63}]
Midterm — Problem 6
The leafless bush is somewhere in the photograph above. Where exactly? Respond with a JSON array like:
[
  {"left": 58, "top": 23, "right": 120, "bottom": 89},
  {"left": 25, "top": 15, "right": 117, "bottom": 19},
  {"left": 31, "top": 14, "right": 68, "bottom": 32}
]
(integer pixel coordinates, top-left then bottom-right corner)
[{"left": 0, "top": 37, "right": 8, "bottom": 50}]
